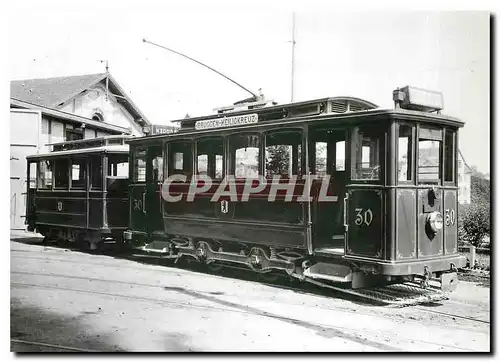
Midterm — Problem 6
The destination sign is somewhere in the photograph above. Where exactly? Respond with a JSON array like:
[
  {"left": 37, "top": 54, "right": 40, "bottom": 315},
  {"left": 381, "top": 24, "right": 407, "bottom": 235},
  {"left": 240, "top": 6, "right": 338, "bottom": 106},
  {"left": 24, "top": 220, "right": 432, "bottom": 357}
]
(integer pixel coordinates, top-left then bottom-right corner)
[
  {"left": 195, "top": 113, "right": 258, "bottom": 130},
  {"left": 152, "top": 124, "right": 178, "bottom": 135}
]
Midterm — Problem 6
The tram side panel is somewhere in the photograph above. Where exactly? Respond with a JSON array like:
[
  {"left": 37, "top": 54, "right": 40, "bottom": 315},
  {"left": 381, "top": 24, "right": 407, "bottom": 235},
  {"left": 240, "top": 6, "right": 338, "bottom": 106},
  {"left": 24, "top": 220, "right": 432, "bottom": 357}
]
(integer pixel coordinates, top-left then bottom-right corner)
[
  {"left": 443, "top": 189, "right": 458, "bottom": 255},
  {"left": 34, "top": 190, "right": 87, "bottom": 233},
  {"left": 162, "top": 179, "right": 307, "bottom": 249},
  {"left": 395, "top": 188, "right": 418, "bottom": 260}
]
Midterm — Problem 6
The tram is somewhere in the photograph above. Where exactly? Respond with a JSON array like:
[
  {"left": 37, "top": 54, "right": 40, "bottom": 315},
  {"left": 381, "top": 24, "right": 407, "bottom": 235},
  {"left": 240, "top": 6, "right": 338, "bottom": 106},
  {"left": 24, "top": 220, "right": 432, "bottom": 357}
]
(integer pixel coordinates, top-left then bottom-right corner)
[
  {"left": 123, "top": 86, "right": 466, "bottom": 297},
  {"left": 26, "top": 136, "right": 131, "bottom": 249}
]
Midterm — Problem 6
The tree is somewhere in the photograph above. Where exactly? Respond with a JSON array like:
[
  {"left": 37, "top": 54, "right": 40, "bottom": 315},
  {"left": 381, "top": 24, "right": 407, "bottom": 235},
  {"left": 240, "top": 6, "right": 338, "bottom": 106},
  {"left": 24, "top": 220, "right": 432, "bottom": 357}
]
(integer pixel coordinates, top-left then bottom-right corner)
[
  {"left": 458, "top": 174, "right": 490, "bottom": 246},
  {"left": 266, "top": 145, "right": 291, "bottom": 177}
]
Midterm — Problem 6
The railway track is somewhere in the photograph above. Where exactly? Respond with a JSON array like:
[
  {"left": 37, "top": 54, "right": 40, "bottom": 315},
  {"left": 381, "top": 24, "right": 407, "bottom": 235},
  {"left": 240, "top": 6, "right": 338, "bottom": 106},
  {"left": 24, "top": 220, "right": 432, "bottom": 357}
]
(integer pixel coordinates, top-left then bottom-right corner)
[
  {"left": 12, "top": 243, "right": 450, "bottom": 307},
  {"left": 11, "top": 339, "right": 101, "bottom": 352},
  {"left": 11, "top": 275, "right": 483, "bottom": 352},
  {"left": 12, "top": 240, "right": 490, "bottom": 312},
  {"left": 11, "top": 267, "right": 490, "bottom": 326}
]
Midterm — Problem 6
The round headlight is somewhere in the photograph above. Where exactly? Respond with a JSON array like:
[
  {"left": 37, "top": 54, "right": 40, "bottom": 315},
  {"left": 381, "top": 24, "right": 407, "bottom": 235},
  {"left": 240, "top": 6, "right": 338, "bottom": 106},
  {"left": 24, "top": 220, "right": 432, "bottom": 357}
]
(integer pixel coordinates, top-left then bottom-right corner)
[{"left": 427, "top": 211, "right": 443, "bottom": 233}]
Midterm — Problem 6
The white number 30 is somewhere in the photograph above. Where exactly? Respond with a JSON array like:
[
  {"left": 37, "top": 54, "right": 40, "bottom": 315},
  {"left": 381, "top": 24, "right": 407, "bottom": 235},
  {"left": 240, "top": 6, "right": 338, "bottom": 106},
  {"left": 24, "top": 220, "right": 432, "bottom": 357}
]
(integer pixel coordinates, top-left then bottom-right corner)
[
  {"left": 354, "top": 208, "right": 374, "bottom": 226},
  {"left": 445, "top": 209, "right": 456, "bottom": 226}
]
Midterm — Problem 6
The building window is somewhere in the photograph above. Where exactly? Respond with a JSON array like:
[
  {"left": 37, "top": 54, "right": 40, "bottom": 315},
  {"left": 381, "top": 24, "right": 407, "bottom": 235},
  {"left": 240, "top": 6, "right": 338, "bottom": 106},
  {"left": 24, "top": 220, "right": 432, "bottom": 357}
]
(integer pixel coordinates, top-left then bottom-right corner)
[
  {"left": 66, "top": 128, "right": 83, "bottom": 141},
  {"left": 92, "top": 112, "right": 104, "bottom": 122}
]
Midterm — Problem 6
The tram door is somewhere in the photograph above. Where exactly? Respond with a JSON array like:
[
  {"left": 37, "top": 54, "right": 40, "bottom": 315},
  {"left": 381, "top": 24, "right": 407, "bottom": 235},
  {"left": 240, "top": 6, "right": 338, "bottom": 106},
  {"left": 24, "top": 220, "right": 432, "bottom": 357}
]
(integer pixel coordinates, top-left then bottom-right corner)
[
  {"left": 310, "top": 129, "right": 347, "bottom": 252},
  {"left": 129, "top": 145, "right": 164, "bottom": 237}
]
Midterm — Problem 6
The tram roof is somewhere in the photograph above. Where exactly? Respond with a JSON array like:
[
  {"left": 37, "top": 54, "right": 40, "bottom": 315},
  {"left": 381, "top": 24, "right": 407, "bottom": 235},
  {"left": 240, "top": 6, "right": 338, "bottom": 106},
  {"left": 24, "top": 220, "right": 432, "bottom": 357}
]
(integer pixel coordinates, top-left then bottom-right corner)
[
  {"left": 27, "top": 144, "right": 129, "bottom": 160},
  {"left": 127, "top": 97, "right": 464, "bottom": 144},
  {"left": 46, "top": 134, "right": 133, "bottom": 148}
]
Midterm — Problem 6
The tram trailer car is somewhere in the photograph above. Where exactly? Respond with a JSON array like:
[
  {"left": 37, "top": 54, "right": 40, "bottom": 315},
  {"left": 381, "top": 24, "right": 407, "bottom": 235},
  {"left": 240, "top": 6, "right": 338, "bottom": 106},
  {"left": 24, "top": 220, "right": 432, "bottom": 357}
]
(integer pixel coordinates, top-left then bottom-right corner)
[
  {"left": 25, "top": 136, "right": 131, "bottom": 249},
  {"left": 123, "top": 87, "right": 466, "bottom": 293}
]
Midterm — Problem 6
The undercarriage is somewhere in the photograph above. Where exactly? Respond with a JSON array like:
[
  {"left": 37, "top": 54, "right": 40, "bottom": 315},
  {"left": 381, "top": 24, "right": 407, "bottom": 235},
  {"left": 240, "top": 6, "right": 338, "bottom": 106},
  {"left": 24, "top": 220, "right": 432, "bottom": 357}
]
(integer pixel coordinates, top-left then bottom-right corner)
[{"left": 124, "top": 232, "right": 462, "bottom": 306}]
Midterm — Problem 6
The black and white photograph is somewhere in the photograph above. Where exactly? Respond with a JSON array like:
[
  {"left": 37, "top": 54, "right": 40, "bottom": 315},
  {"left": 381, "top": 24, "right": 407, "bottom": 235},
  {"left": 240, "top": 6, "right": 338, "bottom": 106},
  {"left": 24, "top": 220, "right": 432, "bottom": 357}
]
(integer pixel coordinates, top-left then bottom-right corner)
[{"left": 5, "top": 0, "right": 491, "bottom": 353}]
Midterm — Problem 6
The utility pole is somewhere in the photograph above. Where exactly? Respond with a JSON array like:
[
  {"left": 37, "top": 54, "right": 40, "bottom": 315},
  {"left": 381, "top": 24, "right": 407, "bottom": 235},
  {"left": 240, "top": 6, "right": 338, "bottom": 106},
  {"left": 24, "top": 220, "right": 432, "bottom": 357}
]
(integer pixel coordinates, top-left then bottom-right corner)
[
  {"left": 99, "top": 60, "right": 109, "bottom": 100},
  {"left": 291, "top": 12, "right": 296, "bottom": 103}
]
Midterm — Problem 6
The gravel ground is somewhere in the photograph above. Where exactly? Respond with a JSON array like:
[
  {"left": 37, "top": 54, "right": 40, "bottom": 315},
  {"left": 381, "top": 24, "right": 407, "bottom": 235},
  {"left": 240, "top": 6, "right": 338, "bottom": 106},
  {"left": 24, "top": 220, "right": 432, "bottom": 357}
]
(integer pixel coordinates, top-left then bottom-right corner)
[{"left": 10, "top": 232, "right": 491, "bottom": 352}]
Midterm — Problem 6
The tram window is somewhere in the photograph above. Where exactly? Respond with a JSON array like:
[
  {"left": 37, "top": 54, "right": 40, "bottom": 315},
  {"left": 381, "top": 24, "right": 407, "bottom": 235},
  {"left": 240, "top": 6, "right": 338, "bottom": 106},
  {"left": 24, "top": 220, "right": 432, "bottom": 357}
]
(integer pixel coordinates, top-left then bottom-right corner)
[
  {"left": 265, "top": 131, "right": 301, "bottom": 178},
  {"left": 108, "top": 155, "right": 129, "bottom": 178},
  {"left": 90, "top": 156, "right": 103, "bottom": 190},
  {"left": 351, "top": 127, "right": 381, "bottom": 180},
  {"left": 37, "top": 160, "right": 53, "bottom": 189},
  {"left": 153, "top": 155, "right": 163, "bottom": 182},
  {"left": 398, "top": 125, "right": 413, "bottom": 182},
  {"left": 197, "top": 138, "right": 224, "bottom": 179},
  {"left": 133, "top": 149, "right": 147, "bottom": 182},
  {"left": 71, "top": 159, "right": 86, "bottom": 189},
  {"left": 444, "top": 130, "right": 455, "bottom": 182},
  {"left": 418, "top": 139, "right": 441, "bottom": 184},
  {"left": 168, "top": 142, "right": 192, "bottom": 177},
  {"left": 230, "top": 134, "right": 260, "bottom": 178},
  {"left": 315, "top": 142, "right": 327, "bottom": 177},
  {"left": 54, "top": 159, "right": 70, "bottom": 189},
  {"left": 336, "top": 141, "right": 345, "bottom": 171},
  {"left": 29, "top": 163, "right": 37, "bottom": 189}
]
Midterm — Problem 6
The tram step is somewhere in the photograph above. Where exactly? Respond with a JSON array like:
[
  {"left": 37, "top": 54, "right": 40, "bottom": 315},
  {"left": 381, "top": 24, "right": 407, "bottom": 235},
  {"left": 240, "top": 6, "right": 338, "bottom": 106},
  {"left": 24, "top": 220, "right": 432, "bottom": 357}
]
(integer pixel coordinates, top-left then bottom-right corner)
[
  {"left": 314, "top": 247, "right": 344, "bottom": 256},
  {"left": 303, "top": 262, "right": 352, "bottom": 282}
]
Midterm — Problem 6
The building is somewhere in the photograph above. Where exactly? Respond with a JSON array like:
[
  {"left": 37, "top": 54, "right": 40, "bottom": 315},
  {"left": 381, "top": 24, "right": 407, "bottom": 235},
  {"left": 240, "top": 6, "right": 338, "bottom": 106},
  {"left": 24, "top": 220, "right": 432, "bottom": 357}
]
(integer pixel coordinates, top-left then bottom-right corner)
[
  {"left": 457, "top": 150, "right": 472, "bottom": 205},
  {"left": 10, "top": 72, "right": 151, "bottom": 229}
]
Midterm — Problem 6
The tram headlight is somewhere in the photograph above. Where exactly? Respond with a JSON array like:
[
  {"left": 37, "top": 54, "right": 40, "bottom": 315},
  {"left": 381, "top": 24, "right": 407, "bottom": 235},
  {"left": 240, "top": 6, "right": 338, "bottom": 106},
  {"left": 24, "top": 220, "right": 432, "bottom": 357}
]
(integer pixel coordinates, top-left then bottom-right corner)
[{"left": 427, "top": 211, "right": 443, "bottom": 233}]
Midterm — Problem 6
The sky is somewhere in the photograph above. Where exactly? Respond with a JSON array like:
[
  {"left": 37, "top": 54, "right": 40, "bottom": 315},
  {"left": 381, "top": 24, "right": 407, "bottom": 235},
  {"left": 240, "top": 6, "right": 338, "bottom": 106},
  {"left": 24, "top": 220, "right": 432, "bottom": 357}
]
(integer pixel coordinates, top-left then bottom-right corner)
[{"left": 6, "top": 1, "right": 491, "bottom": 173}]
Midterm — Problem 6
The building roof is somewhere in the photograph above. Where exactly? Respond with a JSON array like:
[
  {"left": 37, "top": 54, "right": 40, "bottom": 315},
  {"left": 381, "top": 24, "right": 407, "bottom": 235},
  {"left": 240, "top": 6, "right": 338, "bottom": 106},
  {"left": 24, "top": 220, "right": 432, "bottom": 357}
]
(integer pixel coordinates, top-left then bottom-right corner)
[
  {"left": 10, "top": 72, "right": 150, "bottom": 126},
  {"left": 458, "top": 149, "right": 472, "bottom": 173},
  {"left": 11, "top": 98, "right": 131, "bottom": 134}
]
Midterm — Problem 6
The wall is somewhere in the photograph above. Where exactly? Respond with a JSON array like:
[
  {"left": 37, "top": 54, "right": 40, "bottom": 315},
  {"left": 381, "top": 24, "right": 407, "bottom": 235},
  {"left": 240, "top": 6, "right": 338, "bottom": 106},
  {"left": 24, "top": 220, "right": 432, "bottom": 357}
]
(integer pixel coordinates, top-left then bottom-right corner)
[
  {"left": 59, "top": 82, "right": 142, "bottom": 136},
  {"left": 458, "top": 153, "right": 471, "bottom": 205},
  {"left": 10, "top": 109, "right": 41, "bottom": 229}
]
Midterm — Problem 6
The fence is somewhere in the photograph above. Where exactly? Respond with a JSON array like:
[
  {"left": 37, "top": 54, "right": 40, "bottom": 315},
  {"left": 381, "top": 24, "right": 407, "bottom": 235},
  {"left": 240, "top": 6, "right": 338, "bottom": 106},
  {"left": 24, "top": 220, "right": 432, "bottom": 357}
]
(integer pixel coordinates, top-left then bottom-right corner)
[{"left": 458, "top": 245, "right": 490, "bottom": 268}]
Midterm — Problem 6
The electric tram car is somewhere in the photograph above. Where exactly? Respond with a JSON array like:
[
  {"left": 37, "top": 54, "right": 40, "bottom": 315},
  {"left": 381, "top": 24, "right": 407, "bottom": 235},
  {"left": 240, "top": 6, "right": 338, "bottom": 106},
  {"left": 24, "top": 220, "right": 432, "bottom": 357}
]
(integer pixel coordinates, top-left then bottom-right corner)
[
  {"left": 121, "top": 86, "right": 466, "bottom": 294},
  {"left": 25, "top": 136, "right": 131, "bottom": 249},
  {"left": 25, "top": 86, "right": 466, "bottom": 298}
]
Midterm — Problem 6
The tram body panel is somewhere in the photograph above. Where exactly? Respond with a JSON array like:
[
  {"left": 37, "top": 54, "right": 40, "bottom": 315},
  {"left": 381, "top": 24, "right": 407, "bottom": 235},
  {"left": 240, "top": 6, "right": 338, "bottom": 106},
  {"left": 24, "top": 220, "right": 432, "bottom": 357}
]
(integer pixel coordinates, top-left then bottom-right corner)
[
  {"left": 395, "top": 188, "right": 417, "bottom": 260},
  {"left": 443, "top": 189, "right": 459, "bottom": 255},
  {"left": 345, "top": 188, "right": 384, "bottom": 259},
  {"left": 417, "top": 188, "right": 443, "bottom": 258},
  {"left": 34, "top": 190, "right": 88, "bottom": 229}
]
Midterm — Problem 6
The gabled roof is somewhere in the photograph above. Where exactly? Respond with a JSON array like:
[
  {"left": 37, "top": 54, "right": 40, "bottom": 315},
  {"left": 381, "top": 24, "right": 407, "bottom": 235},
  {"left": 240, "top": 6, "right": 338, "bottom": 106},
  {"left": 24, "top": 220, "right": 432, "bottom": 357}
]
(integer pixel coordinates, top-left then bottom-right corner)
[
  {"left": 10, "top": 72, "right": 150, "bottom": 126},
  {"left": 10, "top": 98, "right": 131, "bottom": 134},
  {"left": 11, "top": 73, "right": 107, "bottom": 108},
  {"left": 458, "top": 149, "right": 472, "bottom": 173}
]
